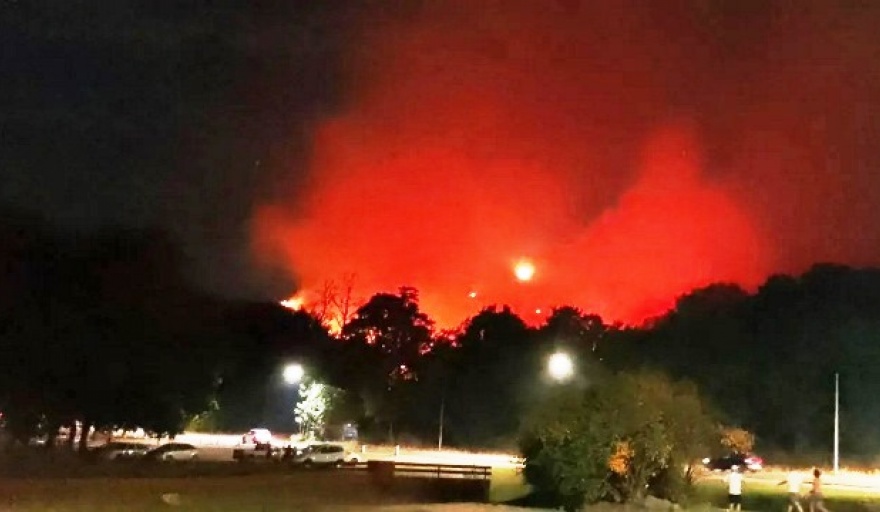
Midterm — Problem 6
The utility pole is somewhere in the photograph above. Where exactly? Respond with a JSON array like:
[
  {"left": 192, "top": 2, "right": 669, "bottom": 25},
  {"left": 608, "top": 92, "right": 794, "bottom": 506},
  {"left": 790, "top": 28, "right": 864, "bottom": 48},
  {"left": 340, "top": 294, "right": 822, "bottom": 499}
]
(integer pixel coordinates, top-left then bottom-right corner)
[
  {"left": 437, "top": 393, "right": 445, "bottom": 451},
  {"left": 833, "top": 372, "right": 840, "bottom": 473}
]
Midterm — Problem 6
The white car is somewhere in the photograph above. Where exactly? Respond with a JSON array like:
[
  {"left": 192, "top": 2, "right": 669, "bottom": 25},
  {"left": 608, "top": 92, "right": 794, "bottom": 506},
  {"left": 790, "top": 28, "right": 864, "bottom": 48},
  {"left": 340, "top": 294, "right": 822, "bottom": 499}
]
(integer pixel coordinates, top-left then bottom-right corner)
[
  {"left": 98, "top": 442, "right": 151, "bottom": 461},
  {"left": 293, "top": 444, "right": 360, "bottom": 467},
  {"left": 145, "top": 443, "right": 198, "bottom": 462}
]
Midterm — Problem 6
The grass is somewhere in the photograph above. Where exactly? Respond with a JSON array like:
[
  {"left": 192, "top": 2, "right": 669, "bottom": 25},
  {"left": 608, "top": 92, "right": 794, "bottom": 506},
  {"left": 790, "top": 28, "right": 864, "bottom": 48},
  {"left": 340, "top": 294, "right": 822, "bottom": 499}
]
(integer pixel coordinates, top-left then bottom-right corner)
[
  {"left": 693, "top": 478, "right": 880, "bottom": 511},
  {"left": 488, "top": 466, "right": 531, "bottom": 503}
]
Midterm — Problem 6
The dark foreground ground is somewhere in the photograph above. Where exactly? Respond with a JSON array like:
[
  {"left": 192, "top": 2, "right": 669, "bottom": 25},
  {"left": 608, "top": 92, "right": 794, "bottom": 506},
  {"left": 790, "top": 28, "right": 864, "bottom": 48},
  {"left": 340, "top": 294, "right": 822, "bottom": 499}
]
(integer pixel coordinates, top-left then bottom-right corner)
[
  {"left": 0, "top": 471, "right": 505, "bottom": 512},
  {"left": 0, "top": 453, "right": 520, "bottom": 512},
  {"left": 5, "top": 473, "right": 880, "bottom": 512}
]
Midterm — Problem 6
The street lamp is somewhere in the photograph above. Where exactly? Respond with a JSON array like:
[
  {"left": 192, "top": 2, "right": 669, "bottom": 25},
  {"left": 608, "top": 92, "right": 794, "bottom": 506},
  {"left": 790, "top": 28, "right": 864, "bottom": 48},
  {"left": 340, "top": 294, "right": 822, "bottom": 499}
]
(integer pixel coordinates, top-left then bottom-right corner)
[
  {"left": 283, "top": 364, "right": 306, "bottom": 435},
  {"left": 547, "top": 352, "right": 574, "bottom": 381},
  {"left": 283, "top": 363, "right": 305, "bottom": 385},
  {"left": 834, "top": 372, "right": 840, "bottom": 473}
]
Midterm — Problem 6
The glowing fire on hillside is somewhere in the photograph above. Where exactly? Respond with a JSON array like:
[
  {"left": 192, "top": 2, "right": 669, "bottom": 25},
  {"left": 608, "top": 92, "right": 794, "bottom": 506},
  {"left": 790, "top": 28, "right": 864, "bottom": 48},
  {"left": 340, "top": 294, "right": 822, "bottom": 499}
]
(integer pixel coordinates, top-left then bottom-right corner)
[
  {"left": 279, "top": 295, "right": 304, "bottom": 311},
  {"left": 252, "top": 3, "right": 774, "bottom": 328}
]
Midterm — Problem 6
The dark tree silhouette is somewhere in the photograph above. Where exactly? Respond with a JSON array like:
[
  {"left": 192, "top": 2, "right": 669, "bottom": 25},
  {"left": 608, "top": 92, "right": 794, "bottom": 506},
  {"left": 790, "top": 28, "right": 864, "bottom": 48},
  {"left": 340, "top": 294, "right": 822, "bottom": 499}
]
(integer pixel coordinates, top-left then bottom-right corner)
[{"left": 340, "top": 286, "right": 434, "bottom": 441}]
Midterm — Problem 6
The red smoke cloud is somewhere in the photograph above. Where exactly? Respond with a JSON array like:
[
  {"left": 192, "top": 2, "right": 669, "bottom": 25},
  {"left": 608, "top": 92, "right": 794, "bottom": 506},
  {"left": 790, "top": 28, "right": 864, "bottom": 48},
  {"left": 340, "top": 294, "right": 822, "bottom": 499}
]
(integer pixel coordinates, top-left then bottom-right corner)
[{"left": 252, "top": 1, "right": 880, "bottom": 326}]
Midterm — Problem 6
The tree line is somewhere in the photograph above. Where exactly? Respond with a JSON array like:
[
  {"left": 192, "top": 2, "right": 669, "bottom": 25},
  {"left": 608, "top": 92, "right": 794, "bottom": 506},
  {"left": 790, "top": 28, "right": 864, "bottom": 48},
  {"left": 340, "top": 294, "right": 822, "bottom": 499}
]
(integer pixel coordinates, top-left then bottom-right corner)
[{"left": 3, "top": 211, "right": 880, "bottom": 464}]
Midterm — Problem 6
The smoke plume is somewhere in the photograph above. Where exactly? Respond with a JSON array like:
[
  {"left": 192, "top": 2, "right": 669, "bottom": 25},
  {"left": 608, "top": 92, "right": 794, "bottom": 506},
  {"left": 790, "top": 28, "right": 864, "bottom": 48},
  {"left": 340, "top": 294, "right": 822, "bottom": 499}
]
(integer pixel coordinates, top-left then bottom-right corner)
[{"left": 253, "top": 1, "right": 880, "bottom": 326}]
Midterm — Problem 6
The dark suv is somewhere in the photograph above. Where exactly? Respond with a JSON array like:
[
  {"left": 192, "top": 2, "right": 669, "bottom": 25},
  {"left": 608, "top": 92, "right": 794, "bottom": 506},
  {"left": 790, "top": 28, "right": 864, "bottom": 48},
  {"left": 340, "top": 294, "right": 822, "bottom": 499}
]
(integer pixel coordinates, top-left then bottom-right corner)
[{"left": 702, "top": 453, "right": 763, "bottom": 472}]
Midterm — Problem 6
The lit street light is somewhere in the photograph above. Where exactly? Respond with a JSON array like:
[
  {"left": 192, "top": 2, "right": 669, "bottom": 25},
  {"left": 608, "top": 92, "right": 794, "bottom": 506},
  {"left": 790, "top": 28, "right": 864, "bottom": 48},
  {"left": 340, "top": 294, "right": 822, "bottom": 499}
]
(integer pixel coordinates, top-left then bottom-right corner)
[
  {"left": 547, "top": 352, "right": 574, "bottom": 381},
  {"left": 283, "top": 363, "right": 305, "bottom": 385}
]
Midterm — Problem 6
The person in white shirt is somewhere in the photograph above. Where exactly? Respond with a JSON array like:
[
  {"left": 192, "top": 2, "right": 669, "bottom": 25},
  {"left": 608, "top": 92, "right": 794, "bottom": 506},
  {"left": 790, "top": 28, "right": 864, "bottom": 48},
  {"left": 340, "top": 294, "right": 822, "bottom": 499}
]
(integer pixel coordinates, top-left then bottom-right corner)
[
  {"left": 726, "top": 465, "right": 743, "bottom": 511},
  {"left": 778, "top": 471, "right": 804, "bottom": 512}
]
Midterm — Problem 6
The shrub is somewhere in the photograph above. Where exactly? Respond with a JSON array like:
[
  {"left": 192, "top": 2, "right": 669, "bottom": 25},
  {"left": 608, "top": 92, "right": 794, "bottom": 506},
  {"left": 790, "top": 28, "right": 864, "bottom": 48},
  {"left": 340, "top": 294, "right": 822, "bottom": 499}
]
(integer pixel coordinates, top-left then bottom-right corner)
[
  {"left": 519, "top": 370, "right": 720, "bottom": 511},
  {"left": 720, "top": 427, "right": 755, "bottom": 454}
]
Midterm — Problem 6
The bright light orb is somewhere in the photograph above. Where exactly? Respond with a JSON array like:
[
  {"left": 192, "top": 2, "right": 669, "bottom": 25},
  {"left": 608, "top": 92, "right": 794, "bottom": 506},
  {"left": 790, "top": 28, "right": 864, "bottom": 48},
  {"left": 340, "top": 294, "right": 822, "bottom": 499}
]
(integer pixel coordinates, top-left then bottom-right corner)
[
  {"left": 547, "top": 352, "right": 574, "bottom": 381},
  {"left": 514, "top": 260, "right": 536, "bottom": 282},
  {"left": 283, "top": 363, "right": 305, "bottom": 385}
]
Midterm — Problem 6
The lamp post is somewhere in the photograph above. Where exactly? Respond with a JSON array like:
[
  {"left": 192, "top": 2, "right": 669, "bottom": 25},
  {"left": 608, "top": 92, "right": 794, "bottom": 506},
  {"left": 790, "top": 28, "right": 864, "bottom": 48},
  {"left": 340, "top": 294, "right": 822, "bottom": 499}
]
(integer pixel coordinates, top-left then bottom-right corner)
[
  {"left": 834, "top": 372, "right": 840, "bottom": 473},
  {"left": 438, "top": 392, "right": 445, "bottom": 451},
  {"left": 283, "top": 363, "right": 305, "bottom": 434}
]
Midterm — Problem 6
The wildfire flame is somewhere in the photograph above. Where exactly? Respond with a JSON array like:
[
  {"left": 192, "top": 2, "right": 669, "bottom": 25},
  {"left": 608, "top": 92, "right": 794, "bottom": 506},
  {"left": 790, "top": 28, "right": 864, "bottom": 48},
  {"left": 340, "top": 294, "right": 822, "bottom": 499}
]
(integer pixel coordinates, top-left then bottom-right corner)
[{"left": 279, "top": 295, "right": 304, "bottom": 311}]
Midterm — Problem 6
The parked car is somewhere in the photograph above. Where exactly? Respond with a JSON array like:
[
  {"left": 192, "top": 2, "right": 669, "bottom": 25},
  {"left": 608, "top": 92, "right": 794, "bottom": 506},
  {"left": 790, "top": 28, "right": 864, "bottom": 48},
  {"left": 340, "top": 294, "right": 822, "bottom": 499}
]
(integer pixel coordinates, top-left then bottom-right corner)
[
  {"left": 702, "top": 453, "right": 763, "bottom": 472},
  {"left": 292, "top": 443, "right": 359, "bottom": 467},
  {"left": 144, "top": 443, "right": 198, "bottom": 462},
  {"left": 97, "top": 441, "right": 151, "bottom": 461}
]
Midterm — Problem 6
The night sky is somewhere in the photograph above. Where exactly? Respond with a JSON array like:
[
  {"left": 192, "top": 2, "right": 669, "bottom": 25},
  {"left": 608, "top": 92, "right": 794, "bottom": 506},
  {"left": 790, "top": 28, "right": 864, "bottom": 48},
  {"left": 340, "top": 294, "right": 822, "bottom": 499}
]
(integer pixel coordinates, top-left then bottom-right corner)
[
  {"left": 4, "top": 1, "right": 880, "bottom": 324},
  {"left": 2, "top": 1, "right": 353, "bottom": 298}
]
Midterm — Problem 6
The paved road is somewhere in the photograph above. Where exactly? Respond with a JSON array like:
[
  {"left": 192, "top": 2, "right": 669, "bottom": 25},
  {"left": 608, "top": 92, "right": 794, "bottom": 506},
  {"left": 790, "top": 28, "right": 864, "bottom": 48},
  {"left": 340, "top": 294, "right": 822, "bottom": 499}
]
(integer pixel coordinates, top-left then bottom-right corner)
[
  {"left": 119, "top": 436, "right": 874, "bottom": 491},
  {"left": 159, "top": 439, "right": 516, "bottom": 467}
]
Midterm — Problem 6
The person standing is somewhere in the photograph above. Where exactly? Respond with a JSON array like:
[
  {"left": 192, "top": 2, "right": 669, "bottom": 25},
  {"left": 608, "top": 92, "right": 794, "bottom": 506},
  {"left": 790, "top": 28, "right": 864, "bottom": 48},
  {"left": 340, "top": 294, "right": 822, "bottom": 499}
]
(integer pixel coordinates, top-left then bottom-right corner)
[
  {"left": 726, "top": 465, "right": 744, "bottom": 511},
  {"left": 779, "top": 470, "right": 804, "bottom": 512},
  {"left": 809, "top": 468, "right": 831, "bottom": 512}
]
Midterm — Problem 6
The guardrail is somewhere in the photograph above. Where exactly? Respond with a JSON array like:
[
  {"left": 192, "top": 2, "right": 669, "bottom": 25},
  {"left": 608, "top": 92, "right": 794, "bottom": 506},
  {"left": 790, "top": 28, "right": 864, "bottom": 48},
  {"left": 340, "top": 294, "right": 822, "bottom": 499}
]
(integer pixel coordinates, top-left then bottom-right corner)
[
  {"left": 341, "top": 461, "right": 492, "bottom": 480},
  {"left": 393, "top": 462, "right": 491, "bottom": 480}
]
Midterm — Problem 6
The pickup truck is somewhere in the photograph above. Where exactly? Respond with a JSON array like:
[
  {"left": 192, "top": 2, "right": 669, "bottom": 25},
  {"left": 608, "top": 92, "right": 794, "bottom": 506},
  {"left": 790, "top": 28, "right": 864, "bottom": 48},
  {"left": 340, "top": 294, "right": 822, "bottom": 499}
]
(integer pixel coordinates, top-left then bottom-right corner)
[{"left": 232, "top": 428, "right": 281, "bottom": 461}]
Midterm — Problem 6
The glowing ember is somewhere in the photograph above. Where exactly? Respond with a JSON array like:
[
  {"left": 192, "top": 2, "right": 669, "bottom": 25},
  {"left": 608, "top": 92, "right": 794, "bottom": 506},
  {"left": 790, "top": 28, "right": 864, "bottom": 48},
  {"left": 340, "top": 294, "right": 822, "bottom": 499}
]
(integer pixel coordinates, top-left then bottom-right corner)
[{"left": 514, "top": 260, "right": 536, "bottom": 282}]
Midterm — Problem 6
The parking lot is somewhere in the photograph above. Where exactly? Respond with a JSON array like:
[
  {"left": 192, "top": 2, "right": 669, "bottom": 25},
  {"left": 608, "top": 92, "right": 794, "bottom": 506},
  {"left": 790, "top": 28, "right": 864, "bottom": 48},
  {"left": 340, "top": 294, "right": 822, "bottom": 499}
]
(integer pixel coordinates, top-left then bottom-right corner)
[
  {"left": 107, "top": 432, "right": 524, "bottom": 468},
  {"left": 93, "top": 433, "right": 880, "bottom": 498}
]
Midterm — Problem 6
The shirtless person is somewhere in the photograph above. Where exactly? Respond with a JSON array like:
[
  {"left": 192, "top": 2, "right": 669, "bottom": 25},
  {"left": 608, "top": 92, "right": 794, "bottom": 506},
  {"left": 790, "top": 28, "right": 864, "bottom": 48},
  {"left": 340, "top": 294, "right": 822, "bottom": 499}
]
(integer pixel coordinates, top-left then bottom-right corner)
[{"left": 808, "top": 468, "right": 830, "bottom": 512}]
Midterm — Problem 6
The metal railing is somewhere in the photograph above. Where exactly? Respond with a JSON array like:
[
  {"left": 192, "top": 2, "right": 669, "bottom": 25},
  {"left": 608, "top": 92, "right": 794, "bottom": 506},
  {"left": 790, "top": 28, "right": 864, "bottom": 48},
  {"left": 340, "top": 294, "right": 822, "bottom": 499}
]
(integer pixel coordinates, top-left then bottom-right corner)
[{"left": 341, "top": 461, "right": 492, "bottom": 480}]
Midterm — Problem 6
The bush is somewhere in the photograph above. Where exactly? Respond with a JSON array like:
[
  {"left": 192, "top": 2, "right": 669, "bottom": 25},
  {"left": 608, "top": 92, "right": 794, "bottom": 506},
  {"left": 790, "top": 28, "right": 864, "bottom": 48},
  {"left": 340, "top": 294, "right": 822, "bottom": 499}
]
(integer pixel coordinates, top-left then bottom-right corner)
[
  {"left": 520, "top": 386, "right": 616, "bottom": 511},
  {"left": 519, "top": 370, "right": 720, "bottom": 511},
  {"left": 648, "top": 459, "right": 693, "bottom": 505},
  {"left": 720, "top": 427, "right": 755, "bottom": 454}
]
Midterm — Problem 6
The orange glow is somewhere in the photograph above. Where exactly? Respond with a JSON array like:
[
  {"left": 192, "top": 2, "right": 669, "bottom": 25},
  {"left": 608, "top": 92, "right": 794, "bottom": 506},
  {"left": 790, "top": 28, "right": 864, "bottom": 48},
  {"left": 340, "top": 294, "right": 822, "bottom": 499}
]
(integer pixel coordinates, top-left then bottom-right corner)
[
  {"left": 325, "top": 318, "right": 343, "bottom": 336},
  {"left": 251, "top": 4, "right": 770, "bottom": 328}
]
